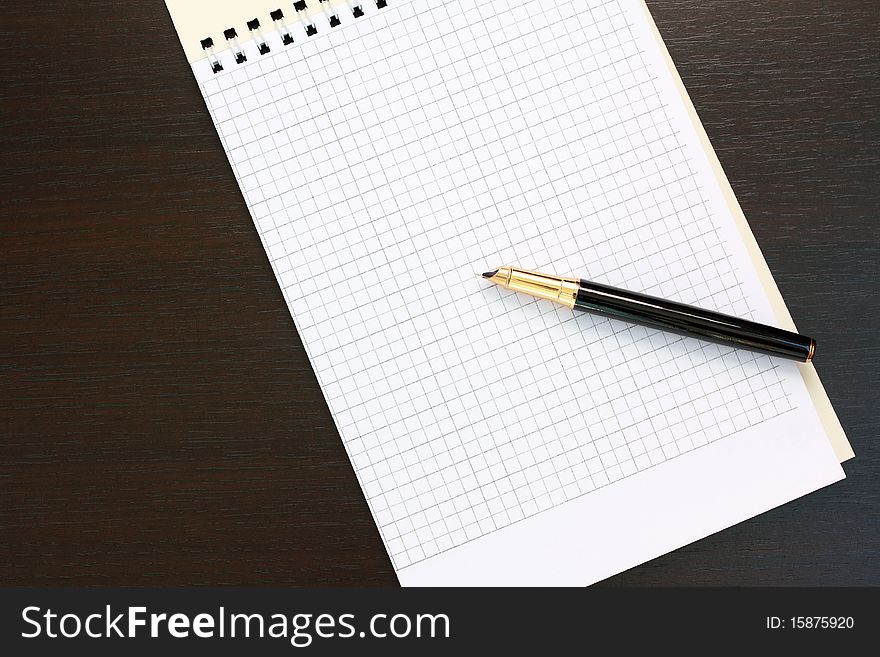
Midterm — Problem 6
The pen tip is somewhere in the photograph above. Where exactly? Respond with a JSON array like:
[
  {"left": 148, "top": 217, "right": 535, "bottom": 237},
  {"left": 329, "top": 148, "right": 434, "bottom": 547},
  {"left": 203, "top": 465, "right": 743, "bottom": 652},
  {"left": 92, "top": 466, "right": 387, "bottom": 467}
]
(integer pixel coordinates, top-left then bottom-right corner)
[{"left": 482, "top": 270, "right": 498, "bottom": 279}]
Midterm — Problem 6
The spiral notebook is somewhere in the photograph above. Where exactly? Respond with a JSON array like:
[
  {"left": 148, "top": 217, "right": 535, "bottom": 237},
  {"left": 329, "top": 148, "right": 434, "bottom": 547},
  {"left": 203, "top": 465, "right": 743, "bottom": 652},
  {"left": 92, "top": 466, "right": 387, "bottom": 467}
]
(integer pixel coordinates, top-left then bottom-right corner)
[{"left": 165, "top": 0, "right": 851, "bottom": 585}]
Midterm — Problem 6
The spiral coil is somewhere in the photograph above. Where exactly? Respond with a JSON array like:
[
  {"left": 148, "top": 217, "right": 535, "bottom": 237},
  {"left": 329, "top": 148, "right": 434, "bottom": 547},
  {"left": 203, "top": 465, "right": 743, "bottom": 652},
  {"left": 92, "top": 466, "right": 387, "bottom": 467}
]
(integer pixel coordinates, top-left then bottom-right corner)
[{"left": 202, "top": 1, "right": 388, "bottom": 73}]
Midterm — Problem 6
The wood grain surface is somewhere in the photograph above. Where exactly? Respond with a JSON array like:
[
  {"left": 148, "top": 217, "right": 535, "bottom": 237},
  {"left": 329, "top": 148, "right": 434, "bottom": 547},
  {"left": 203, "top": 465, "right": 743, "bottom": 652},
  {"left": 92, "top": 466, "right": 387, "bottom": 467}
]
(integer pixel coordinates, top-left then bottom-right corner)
[{"left": 1, "top": 0, "right": 877, "bottom": 585}]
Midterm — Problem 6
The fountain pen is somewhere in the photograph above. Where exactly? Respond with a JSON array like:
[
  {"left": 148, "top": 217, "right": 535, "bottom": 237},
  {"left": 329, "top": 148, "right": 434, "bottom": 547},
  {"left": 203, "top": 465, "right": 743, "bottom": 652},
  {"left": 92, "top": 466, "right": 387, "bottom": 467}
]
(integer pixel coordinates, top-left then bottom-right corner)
[{"left": 482, "top": 266, "right": 815, "bottom": 362}]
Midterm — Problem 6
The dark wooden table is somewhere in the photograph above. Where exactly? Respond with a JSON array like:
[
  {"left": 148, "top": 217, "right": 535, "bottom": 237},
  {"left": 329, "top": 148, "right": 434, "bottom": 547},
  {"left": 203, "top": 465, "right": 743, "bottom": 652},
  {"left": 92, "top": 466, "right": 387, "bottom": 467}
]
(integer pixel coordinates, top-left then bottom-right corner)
[{"left": 1, "top": 1, "right": 877, "bottom": 586}]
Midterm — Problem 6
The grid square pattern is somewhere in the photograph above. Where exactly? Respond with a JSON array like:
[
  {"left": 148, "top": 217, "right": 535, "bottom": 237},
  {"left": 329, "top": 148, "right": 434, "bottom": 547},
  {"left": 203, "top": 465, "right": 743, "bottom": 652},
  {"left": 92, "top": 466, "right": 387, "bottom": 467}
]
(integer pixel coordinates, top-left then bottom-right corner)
[{"left": 197, "top": 0, "right": 794, "bottom": 570}]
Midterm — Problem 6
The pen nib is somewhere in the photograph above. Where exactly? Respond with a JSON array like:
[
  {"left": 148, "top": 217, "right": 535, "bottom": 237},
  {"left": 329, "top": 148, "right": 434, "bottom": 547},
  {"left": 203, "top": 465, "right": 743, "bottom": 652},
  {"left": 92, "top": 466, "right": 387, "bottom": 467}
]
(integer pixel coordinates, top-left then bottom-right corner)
[{"left": 482, "top": 270, "right": 498, "bottom": 279}]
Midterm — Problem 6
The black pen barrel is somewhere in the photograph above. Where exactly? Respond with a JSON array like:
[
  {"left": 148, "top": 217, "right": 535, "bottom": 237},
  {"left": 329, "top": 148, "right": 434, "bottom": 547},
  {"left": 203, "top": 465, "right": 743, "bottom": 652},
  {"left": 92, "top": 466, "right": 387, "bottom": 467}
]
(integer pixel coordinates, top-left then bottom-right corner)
[{"left": 574, "top": 280, "right": 815, "bottom": 362}]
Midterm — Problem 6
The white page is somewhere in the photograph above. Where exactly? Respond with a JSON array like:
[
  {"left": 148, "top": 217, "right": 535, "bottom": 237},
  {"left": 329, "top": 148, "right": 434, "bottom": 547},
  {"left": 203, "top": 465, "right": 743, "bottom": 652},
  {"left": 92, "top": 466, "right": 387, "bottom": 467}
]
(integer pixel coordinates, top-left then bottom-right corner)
[{"left": 176, "top": 0, "right": 844, "bottom": 585}]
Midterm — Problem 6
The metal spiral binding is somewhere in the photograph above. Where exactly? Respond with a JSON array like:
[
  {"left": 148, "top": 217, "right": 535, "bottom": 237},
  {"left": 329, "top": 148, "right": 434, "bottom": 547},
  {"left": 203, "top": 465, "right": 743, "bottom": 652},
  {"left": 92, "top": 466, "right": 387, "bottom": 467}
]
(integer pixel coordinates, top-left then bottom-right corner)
[
  {"left": 200, "top": 38, "right": 223, "bottom": 73},
  {"left": 318, "top": 0, "right": 341, "bottom": 28},
  {"left": 247, "top": 19, "right": 271, "bottom": 55},
  {"left": 271, "top": 9, "right": 294, "bottom": 45},
  {"left": 293, "top": 1, "right": 317, "bottom": 37},
  {"left": 224, "top": 28, "right": 247, "bottom": 64},
  {"left": 202, "top": 1, "right": 390, "bottom": 74}
]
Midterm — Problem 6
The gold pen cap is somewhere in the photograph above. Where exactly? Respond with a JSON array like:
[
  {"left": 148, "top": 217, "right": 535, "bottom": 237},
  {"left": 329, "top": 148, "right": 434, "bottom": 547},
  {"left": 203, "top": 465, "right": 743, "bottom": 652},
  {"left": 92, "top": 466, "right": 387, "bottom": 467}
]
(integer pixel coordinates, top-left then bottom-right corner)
[{"left": 482, "top": 266, "right": 580, "bottom": 309}]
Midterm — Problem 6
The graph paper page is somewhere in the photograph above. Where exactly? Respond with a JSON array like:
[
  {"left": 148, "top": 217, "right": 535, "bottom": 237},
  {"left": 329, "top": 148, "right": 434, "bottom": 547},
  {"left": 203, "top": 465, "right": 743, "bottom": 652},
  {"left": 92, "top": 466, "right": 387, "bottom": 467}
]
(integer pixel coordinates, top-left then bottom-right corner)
[{"left": 174, "top": 0, "right": 844, "bottom": 585}]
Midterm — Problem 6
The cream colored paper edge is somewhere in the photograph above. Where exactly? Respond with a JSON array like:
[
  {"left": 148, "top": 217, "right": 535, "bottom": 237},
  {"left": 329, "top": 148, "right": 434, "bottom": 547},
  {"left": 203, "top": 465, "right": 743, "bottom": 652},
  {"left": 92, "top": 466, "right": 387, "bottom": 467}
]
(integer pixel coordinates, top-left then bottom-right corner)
[
  {"left": 164, "top": 0, "right": 853, "bottom": 462},
  {"left": 638, "top": 1, "right": 852, "bottom": 461}
]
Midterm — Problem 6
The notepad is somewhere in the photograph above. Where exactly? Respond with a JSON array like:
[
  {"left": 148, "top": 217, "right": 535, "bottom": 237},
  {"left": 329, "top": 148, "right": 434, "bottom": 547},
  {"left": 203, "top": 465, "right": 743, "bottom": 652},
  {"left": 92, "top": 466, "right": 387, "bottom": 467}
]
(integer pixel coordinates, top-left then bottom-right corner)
[{"left": 166, "top": 0, "right": 851, "bottom": 585}]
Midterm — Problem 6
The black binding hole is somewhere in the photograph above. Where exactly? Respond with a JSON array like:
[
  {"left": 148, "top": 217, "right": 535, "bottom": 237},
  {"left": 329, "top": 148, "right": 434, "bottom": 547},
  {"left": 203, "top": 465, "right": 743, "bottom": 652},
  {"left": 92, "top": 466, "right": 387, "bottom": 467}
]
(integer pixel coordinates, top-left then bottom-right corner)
[
  {"left": 294, "top": 1, "right": 307, "bottom": 11},
  {"left": 223, "top": 27, "right": 238, "bottom": 40},
  {"left": 235, "top": 52, "right": 247, "bottom": 64},
  {"left": 259, "top": 43, "right": 270, "bottom": 54},
  {"left": 212, "top": 62, "right": 224, "bottom": 73},
  {"left": 200, "top": 37, "right": 214, "bottom": 49},
  {"left": 330, "top": 15, "right": 341, "bottom": 27},
  {"left": 270, "top": 9, "right": 284, "bottom": 20},
  {"left": 306, "top": 24, "right": 318, "bottom": 36},
  {"left": 247, "top": 18, "right": 260, "bottom": 31},
  {"left": 282, "top": 34, "right": 294, "bottom": 45},
  {"left": 377, "top": 0, "right": 387, "bottom": 8},
  {"left": 353, "top": 6, "right": 364, "bottom": 18}
]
